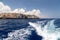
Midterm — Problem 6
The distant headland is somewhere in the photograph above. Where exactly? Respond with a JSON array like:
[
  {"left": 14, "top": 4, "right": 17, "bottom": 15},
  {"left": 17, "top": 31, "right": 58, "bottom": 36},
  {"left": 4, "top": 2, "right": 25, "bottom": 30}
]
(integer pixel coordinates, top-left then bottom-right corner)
[{"left": 0, "top": 13, "right": 39, "bottom": 19}]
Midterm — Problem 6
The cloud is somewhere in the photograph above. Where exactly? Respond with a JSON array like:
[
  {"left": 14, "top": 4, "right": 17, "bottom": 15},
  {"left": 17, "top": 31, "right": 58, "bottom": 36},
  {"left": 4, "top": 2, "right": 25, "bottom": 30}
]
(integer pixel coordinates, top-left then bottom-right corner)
[
  {"left": 0, "top": 2, "right": 48, "bottom": 18},
  {"left": 12, "top": 8, "right": 25, "bottom": 13},
  {"left": 0, "top": 2, "right": 11, "bottom": 13},
  {"left": 23, "top": 9, "right": 41, "bottom": 17}
]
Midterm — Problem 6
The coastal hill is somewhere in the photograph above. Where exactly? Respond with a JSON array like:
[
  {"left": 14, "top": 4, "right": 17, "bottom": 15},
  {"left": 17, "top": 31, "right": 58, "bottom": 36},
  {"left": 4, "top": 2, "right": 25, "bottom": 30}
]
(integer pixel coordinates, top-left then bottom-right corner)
[{"left": 0, "top": 13, "right": 39, "bottom": 19}]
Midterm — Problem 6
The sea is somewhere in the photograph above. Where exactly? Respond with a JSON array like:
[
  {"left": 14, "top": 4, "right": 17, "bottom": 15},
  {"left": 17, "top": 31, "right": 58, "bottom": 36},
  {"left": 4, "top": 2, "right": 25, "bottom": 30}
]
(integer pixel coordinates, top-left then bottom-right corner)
[{"left": 0, "top": 18, "right": 60, "bottom": 40}]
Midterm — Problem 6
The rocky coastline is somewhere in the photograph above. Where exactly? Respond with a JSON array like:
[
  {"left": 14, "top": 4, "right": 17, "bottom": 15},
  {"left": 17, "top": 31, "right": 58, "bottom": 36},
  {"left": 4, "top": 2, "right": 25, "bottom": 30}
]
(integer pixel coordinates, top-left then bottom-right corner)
[{"left": 0, "top": 13, "right": 39, "bottom": 19}]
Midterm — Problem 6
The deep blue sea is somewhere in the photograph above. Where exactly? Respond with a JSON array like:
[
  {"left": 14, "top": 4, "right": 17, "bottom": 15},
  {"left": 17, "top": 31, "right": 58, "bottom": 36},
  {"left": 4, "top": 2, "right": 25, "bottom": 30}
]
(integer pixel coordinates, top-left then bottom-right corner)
[{"left": 0, "top": 19, "right": 60, "bottom": 40}]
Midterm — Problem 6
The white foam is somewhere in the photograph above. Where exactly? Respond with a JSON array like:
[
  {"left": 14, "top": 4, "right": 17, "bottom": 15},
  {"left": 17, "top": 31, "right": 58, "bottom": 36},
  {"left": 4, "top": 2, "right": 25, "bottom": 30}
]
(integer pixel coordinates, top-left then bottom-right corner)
[
  {"left": 29, "top": 20, "right": 60, "bottom": 40},
  {"left": 3, "top": 27, "right": 34, "bottom": 40}
]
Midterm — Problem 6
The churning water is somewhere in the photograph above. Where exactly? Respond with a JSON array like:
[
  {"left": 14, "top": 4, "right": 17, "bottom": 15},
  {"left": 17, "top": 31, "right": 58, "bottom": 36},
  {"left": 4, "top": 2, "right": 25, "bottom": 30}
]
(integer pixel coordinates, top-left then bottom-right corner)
[{"left": 0, "top": 19, "right": 60, "bottom": 40}]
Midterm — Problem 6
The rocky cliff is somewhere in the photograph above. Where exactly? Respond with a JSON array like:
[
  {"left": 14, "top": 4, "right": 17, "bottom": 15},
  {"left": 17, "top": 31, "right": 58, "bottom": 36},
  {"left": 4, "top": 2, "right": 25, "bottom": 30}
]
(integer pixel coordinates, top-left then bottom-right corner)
[{"left": 0, "top": 13, "right": 39, "bottom": 18}]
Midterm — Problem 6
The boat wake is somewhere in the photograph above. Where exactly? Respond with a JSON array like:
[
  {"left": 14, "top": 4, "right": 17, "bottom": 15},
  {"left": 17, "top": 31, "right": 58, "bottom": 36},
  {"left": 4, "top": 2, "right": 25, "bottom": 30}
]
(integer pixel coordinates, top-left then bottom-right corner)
[
  {"left": 3, "top": 27, "right": 34, "bottom": 40},
  {"left": 3, "top": 20, "right": 60, "bottom": 40},
  {"left": 29, "top": 20, "right": 60, "bottom": 40}
]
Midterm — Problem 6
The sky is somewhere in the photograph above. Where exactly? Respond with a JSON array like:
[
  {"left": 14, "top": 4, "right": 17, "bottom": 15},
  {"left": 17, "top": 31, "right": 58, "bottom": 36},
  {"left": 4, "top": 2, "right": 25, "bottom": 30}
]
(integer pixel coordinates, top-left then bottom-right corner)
[{"left": 0, "top": 0, "right": 60, "bottom": 18}]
